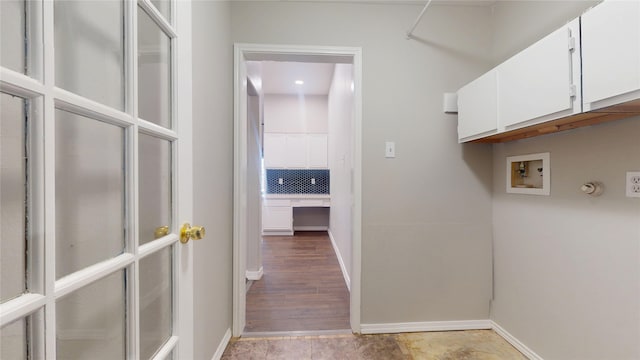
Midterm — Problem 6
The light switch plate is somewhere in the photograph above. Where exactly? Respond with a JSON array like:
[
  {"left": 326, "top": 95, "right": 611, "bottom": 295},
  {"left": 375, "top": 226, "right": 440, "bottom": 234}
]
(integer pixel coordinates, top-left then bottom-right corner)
[{"left": 385, "top": 141, "right": 395, "bottom": 158}]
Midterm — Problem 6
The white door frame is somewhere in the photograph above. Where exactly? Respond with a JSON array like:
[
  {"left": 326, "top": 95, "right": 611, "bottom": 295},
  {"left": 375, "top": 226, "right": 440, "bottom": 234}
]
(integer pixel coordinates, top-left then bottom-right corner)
[
  {"left": 175, "top": 0, "right": 194, "bottom": 358},
  {"left": 232, "top": 43, "right": 363, "bottom": 336}
]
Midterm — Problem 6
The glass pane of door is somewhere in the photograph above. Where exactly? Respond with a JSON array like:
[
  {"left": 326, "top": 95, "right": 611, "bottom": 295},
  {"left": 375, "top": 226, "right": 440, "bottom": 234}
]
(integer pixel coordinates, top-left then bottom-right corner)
[
  {"left": 1, "top": 318, "right": 27, "bottom": 359},
  {"left": 139, "top": 247, "right": 173, "bottom": 359},
  {"left": 138, "top": 133, "right": 172, "bottom": 246},
  {"left": 56, "top": 271, "right": 127, "bottom": 360},
  {"left": 0, "top": 0, "right": 26, "bottom": 73},
  {"left": 54, "top": 0, "right": 125, "bottom": 110},
  {"left": 0, "top": 310, "right": 42, "bottom": 360},
  {"left": 55, "top": 110, "right": 126, "bottom": 279},
  {"left": 1, "top": 92, "right": 28, "bottom": 303},
  {"left": 137, "top": 7, "right": 172, "bottom": 128}
]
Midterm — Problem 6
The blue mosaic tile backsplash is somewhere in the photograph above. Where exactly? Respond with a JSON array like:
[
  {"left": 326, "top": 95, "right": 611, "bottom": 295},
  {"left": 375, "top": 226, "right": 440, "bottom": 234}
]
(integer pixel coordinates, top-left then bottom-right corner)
[{"left": 266, "top": 169, "right": 330, "bottom": 194}]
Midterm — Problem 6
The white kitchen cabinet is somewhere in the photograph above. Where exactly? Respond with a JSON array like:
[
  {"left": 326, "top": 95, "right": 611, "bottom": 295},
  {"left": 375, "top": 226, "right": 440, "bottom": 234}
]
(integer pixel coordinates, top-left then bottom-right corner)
[
  {"left": 582, "top": 0, "right": 640, "bottom": 111},
  {"left": 262, "top": 203, "right": 293, "bottom": 234},
  {"left": 263, "top": 133, "right": 286, "bottom": 168},
  {"left": 307, "top": 134, "right": 328, "bottom": 168},
  {"left": 263, "top": 133, "right": 329, "bottom": 169},
  {"left": 457, "top": 69, "right": 498, "bottom": 142},
  {"left": 262, "top": 196, "right": 331, "bottom": 235},
  {"left": 285, "top": 134, "right": 307, "bottom": 168},
  {"left": 497, "top": 18, "right": 581, "bottom": 130}
]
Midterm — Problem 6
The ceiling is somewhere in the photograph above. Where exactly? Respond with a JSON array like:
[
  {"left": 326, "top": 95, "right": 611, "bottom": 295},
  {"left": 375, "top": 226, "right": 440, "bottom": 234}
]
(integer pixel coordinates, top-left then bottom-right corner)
[{"left": 260, "top": 61, "right": 336, "bottom": 95}]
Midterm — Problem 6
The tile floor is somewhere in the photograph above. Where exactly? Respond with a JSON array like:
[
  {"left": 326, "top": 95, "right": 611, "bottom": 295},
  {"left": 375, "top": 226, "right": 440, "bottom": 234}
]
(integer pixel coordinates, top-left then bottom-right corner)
[{"left": 222, "top": 330, "right": 527, "bottom": 359}]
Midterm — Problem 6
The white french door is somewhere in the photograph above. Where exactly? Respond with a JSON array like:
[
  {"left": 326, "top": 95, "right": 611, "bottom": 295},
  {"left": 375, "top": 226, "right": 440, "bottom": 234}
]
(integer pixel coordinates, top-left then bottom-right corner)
[{"left": 0, "top": 0, "right": 194, "bottom": 359}]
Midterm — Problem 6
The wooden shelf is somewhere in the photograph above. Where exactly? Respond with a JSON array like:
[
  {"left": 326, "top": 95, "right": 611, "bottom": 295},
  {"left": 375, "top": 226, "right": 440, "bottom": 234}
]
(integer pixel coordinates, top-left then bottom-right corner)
[{"left": 473, "top": 99, "right": 640, "bottom": 143}]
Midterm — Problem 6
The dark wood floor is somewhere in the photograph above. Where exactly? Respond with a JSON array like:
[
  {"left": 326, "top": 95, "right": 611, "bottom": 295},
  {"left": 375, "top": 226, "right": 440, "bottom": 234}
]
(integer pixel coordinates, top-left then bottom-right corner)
[{"left": 244, "top": 231, "right": 350, "bottom": 333}]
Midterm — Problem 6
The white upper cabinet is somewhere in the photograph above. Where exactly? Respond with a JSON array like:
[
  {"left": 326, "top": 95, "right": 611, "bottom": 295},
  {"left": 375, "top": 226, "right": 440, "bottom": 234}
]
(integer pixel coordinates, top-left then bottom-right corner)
[
  {"left": 457, "top": 69, "right": 498, "bottom": 142},
  {"left": 285, "top": 134, "right": 307, "bottom": 168},
  {"left": 263, "top": 133, "right": 329, "bottom": 169},
  {"left": 263, "top": 133, "right": 286, "bottom": 168},
  {"left": 307, "top": 134, "right": 328, "bottom": 168},
  {"left": 582, "top": 0, "right": 640, "bottom": 111},
  {"left": 498, "top": 18, "right": 581, "bottom": 130}
]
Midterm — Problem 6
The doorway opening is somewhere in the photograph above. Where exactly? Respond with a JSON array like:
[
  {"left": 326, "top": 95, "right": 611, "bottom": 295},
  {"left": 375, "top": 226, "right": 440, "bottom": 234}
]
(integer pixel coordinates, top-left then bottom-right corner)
[{"left": 233, "top": 44, "right": 363, "bottom": 337}]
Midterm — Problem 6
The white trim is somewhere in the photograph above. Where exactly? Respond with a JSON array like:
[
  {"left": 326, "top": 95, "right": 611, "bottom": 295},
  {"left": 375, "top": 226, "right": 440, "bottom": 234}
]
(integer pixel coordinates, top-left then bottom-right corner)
[
  {"left": 360, "top": 320, "right": 492, "bottom": 334},
  {"left": 245, "top": 329, "right": 352, "bottom": 338},
  {"left": 328, "top": 229, "right": 350, "bottom": 291},
  {"left": 0, "top": 67, "right": 45, "bottom": 97},
  {"left": 139, "top": 235, "right": 179, "bottom": 259},
  {"left": 233, "top": 43, "right": 363, "bottom": 337},
  {"left": 150, "top": 336, "right": 178, "bottom": 360},
  {"left": 262, "top": 230, "right": 294, "bottom": 236},
  {"left": 293, "top": 226, "right": 329, "bottom": 231},
  {"left": 175, "top": 0, "right": 194, "bottom": 359},
  {"left": 491, "top": 321, "right": 543, "bottom": 360},
  {"left": 245, "top": 267, "right": 264, "bottom": 281},
  {"left": 138, "top": 0, "right": 177, "bottom": 39},
  {"left": 505, "top": 152, "right": 550, "bottom": 196},
  {"left": 211, "top": 328, "right": 232, "bottom": 360},
  {"left": 54, "top": 254, "right": 135, "bottom": 300},
  {"left": 53, "top": 87, "right": 134, "bottom": 127},
  {"left": 0, "top": 294, "right": 47, "bottom": 327},
  {"left": 138, "top": 118, "right": 179, "bottom": 141},
  {"left": 42, "top": 0, "right": 57, "bottom": 356}
]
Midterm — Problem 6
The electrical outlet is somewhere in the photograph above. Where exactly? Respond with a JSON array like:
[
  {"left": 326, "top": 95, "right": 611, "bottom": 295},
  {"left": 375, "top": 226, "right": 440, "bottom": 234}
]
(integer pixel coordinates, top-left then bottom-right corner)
[{"left": 626, "top": 171, "right": 640, "bottom": 198}]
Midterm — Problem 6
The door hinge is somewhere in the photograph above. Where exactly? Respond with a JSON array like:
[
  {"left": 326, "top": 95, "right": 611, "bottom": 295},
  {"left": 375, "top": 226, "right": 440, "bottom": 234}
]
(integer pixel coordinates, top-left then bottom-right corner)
[
  {"left": 570, "top": 84, "right": 577, "bottom": 97},
  {"left": 568, "top": 37, "right": 576, "bottom": 51}
]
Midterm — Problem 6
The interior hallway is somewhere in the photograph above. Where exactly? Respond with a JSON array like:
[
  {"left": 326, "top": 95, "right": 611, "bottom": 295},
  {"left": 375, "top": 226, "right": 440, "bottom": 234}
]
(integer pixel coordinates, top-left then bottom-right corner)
[
  {"left": 222, "top": 330, "right": 526, "bottom": 359},
  {"left": 245, "top": 232, "right": 350, "bottom": 333}
]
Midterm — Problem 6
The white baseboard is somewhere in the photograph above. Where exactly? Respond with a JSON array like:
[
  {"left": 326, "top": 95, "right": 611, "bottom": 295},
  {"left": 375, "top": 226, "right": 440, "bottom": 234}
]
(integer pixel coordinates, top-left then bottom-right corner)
[
  {"left": 246, "top": 267, "right": 264, "bottom": 281},
  {"left": 328, "top": 229, "right": 351, "bottom": 291},
  {"left": 262, "top": 230, "right": 293, "bottom": 236},
  {"left": 211, "top": 328, "right": 232, "bottom": 360},
  {"left": 491, "top": 321, "right": 542, "bottom": 360},
  {"left": 293, "top": 226, "right": 329, "bottom": 231},
  {"left": 360, "top": 319, "right": 492, "bottom": 334}
]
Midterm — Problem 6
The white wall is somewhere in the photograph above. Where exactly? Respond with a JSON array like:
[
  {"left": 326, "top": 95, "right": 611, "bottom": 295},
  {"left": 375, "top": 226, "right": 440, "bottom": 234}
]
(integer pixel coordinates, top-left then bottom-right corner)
[
  {"left": 246, "top": 81, "right": 263, "bottom": 275},
  {"left": 489, "top": 1, "right": 640, "bottom": 359},
  {"left": 192, "top": 1, "right": 233, "bottom": 359},
  {"left": 232, "top": 2, "right": 495, "bottom": 324},
  {"left": 490, "top": 0, "right": 600, "bottom": 64},
  {"left": 264, "top": 94, "right": 328, "bottom": 134},
  {"left": 328, "top": 63, "right": 354, "bottom": 287}
]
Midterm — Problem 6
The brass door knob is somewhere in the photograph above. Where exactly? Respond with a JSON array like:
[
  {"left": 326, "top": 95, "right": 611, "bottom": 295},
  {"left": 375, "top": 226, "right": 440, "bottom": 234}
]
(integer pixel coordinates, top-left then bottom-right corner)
[
  {"left": 154, "top": 226, "right": 170, "bottom": 239},
  {"left": 180, "top": 223, "right": 205, "bottom": 244}
]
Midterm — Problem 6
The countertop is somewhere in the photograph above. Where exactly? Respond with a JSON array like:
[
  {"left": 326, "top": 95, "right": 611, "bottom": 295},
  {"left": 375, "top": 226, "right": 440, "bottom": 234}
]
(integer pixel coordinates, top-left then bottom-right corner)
[{"left": 263, "top": 193, "right": 330, "bottom": 199}]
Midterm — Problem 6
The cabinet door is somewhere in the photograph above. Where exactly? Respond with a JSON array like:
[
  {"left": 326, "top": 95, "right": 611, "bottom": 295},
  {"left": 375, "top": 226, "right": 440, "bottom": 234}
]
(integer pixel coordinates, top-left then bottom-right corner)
[
  {"left": 498, "top": 19, "right": 580, "bottom": 129},
  {"left": 262, "top": 205, "right": 292, "bottom": 231},
  {"left": 285, "top": 134, "right": 307, "bottom": 168},
  {"left": 307, "top": 134, "right": 328, "bottom": 168},
  {"left": 582, "top": 0, "right": 640, "bottom": 110},
  {"left": 457, "top": 69, "right": 498, "bottom": 142},
  {"left": 263, "top": 133, "right": 286, "bottom": 168}
]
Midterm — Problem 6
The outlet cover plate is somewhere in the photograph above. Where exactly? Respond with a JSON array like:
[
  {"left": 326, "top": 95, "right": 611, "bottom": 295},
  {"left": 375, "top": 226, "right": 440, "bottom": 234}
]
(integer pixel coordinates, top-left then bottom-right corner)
[{"left": 626, "top": 171, "right": 640, "bottom": 198}]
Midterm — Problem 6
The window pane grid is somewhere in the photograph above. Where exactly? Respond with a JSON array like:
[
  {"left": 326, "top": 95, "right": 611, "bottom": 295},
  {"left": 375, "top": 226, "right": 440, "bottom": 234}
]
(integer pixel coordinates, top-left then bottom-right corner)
[{"left": 3, "top": 0, "right": 180, "bottom": 357}]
